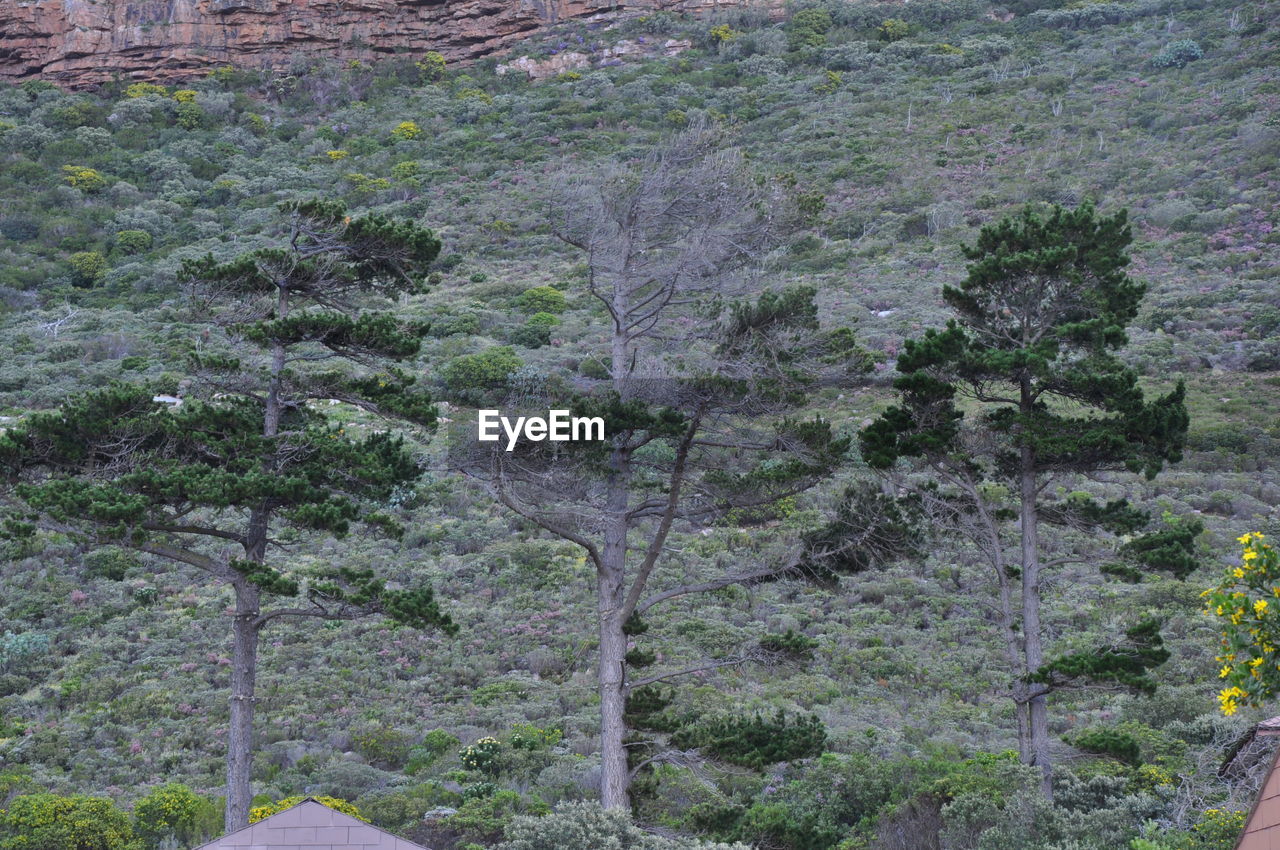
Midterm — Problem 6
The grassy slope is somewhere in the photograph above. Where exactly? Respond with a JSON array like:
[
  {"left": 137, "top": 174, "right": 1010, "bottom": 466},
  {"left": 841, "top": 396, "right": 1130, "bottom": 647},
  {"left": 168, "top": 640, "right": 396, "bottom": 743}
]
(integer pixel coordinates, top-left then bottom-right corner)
[{"left": 0, "top": 0, "right": 1278, "bottom": 845}]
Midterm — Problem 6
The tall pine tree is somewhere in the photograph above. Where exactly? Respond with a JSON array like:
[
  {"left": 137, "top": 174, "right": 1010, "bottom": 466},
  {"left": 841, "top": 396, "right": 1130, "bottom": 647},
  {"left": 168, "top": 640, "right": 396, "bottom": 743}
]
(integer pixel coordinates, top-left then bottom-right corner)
[
  {"left": 0, "top": 199, "right": 455, "bottom": 831},
  {"left": 462, "top": 123, "right": 864, "bottom": 809},
  {"left": 858, "top": 202, "right": 1195, "bottom": 798}
]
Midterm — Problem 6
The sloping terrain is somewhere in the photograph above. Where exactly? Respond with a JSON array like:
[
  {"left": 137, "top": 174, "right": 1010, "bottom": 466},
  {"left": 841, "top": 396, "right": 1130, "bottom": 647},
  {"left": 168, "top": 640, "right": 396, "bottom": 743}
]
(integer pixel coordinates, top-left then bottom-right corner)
[{"left": 0, "top": 0, "right": 1278, "bottom": 847}]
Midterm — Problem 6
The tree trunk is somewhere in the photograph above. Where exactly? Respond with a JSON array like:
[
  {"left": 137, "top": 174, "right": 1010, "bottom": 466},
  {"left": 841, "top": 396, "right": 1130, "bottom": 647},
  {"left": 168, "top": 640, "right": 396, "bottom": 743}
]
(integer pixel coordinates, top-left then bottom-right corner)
[
  {"left": 1019, "top": 452, "right": 1052, "bottom": 799},
  {"left": 598, "top": 451, "right": 631, "bottom": 810},
  {"left": 226, "top": 304, "right": 284, "bottom": 831},
  {"left": 226, "top": 580, "right": 262, "bottom": 831},
  {"left": 1013, "top": 690, "right": 1031, "bottom": 764},
  {"left": 598, "top": 572, "right": 629, "bottom": 810}
]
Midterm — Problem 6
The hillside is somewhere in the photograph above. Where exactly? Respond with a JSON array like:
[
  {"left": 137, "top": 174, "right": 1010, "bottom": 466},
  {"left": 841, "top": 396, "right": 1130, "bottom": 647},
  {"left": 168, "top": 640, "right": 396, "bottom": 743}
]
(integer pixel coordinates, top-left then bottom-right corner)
[{"left": 0, "top": 0, "right": 1278, "bottom": 848}]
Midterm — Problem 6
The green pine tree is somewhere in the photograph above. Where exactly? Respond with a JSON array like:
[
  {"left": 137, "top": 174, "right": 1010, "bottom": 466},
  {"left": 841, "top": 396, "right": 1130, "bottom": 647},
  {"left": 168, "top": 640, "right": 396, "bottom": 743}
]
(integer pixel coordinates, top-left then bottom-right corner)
[
  {"left": 0, "top": 199, "right": 456, "bottom": 831},
  {"left": 857, "top": 201, "right": 1195, "bottom": 798}
]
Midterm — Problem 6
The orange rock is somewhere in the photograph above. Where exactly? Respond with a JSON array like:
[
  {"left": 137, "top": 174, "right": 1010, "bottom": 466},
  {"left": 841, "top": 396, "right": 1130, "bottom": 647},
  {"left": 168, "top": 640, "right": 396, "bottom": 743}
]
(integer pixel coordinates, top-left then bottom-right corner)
[{"left": 0, "top": 0, "right": 764, "bottom": 89}]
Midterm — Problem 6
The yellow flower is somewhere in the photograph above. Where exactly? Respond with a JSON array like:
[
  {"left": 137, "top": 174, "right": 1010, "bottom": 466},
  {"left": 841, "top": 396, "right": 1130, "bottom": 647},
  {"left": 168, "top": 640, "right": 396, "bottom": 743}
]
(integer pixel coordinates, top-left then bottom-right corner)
[
  {"left": 1244, "top": 550, "right": 1258, "bottom": 561},
  {"left": 1219, "top": 685, "right": 1248, "bottom": 716},
  {"left": 1221, "top": 665, "right": 1233, "bottom": 678},
  {"left": 1234, "top": 568, "right": 1246, "bottom": 579},
  {"left": 1257, "top": 599, "right": 1269, "bottom": 615},
  {"left": 1240, "top": 533, "right": 1255, "bottom": 544}
]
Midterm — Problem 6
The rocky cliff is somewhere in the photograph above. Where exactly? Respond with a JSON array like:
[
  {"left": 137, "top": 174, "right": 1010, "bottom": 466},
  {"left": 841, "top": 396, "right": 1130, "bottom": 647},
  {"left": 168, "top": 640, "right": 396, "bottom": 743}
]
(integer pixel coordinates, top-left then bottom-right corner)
[{"left": 0, "top": 0, "right": 729, "bottom": 89}]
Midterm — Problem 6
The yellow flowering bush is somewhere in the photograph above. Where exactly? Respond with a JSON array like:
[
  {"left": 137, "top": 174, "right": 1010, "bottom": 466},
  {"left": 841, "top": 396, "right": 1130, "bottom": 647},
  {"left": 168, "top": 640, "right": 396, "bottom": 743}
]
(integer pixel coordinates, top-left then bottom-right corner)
[
  {"left": 416, "top": 51, "right": 446, "bottom": 80},
  {"left": 455, "top": 88, "right": 493, "bottom": 105},
  {"left": 708, "top": 24, "right": 739, "bottom": 43},
  {"left": 1192, "top": 808, "right": 1247, "bottom": 843},
  {"left": 133, "top": 783, "right": 200, "bottom": 848},
  {"left": 171, "top": 89, "right": 198, "bottom": 103},
  {"left": 345, "top": 173, "right": 392, "bottom": 195},
  {"left": 62, "top": 165, "right": 107, "bottom": 193},
  {"left": 1204, "top": 532, "right": 1279, "bottom": 715},
  {"left": 0, "top": 793, "right": 136, "bottom": 850},
  {"left": 1132, "top": 763, "right": 1175, "bottom": 791},
  {"left": 248, "top": 796, "right": 366, "bottom": 824},
  {"left": 124, "top": 82, "right": 168, "bottom": 99},
  {"left": 391, "top": 121, "right": 422, "bottom": 141},
  {"left": 326, "top": 149, "right": 350, "bottom": 161}
]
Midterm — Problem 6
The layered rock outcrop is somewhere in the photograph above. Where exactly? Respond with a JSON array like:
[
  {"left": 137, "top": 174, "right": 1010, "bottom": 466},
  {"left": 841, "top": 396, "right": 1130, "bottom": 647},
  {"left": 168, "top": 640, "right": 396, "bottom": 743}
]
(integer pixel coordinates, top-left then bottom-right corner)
[{"left": 0, "top": 0, "right": 731, "bottom": 89}]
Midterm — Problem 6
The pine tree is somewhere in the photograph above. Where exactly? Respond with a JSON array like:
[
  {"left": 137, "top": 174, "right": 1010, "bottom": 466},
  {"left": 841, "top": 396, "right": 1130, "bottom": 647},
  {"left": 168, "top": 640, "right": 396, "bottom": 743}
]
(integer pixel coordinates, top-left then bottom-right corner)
[
  {"left": 0, "top": 199, "right": 455, "bottom": 831},
  {"left": 858, "top": 202, "right": 1195, "bottom": 798},
  {"left": 463, "top": 123, "right": 864, "bottom": 809}
]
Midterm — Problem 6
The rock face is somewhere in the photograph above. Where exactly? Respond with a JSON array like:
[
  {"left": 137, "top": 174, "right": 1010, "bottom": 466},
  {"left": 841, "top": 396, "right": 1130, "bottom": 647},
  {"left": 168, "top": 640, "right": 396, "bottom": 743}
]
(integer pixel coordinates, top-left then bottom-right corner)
[{"left": 0, "top": 0, "right": 732, "bottom": 89}]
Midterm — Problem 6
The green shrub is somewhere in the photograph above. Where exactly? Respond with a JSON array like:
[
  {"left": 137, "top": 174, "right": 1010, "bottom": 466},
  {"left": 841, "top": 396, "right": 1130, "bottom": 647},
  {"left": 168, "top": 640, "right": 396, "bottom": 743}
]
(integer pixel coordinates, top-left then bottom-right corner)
[
  {"left": 391, "top": 160, "right": 423, "bottom": 184},
  {"left": 113, "top": 230, "right": 153, "bottom": 255},
  {"left": 787, "top": 9, "right": 833, "bottom": 50},
  {"left": 878, "top": 18, "right": 912, "bottom": 42},
  {"left": 355, "top": 783, "right": 461, "bottom": 833},
  {"left": 759, "top": 629, "right": 820, "bottom": 658},
  {"left": 448, "top": 790, "right": 546, "bottom": 846},
  {"left": 735, "top": 800, "right": 842, "bottom": 850},
  {"left": 578, "top": 357, "right": 610, "bottom": 380},
  {"left": 625, "top": 685, "right": 678, "bottom": 732},
  {"left": 1151, "top": 39, "right": 1203, "bottom": 68},
  {"left": 84, "top": 547, "right": 137, "bottom": 580},
  {"left": 406, "top": 729, "right": 461, "bottom": 774},
  {"left": 0, "top": 631, "right": 50, "bottom": 675},
  {"left": 68, "top": 251, "right": 107, "bottom": 287},
  {"left": 428, "top": 311, "right": 481, "bottom": 338},
  {"left": 175, "top": 102, "right": 205, "bottom": 130},
  {"left": 462, "top": 781, "right": 498, "bottom": 800},
  {"left": 0, "top": 216, "right": 39, "bottom": 242},
  {"left": 456, "top": 88, "right": 494, "bottom": 105},
  {"left": 353, "top": 727, "right": 414, "bottom": 769},
  {"left": 1069, "top": 728, "right": 1142, "bottom": 766},
  {"left": 671, "top": 710, "right": 826, "bottom": 769},
  {"left": 510, "top": 312, "right": 560, "bottom": 349},
  {"left": 497, "top": 801, "right": 750, "bottom": 850},
  {"left": 442, "top": 346, "right": 522, "bottom": 398},
  {"left": 516, "top": 285, "right": 566, "bottom": 314},
  {"left": 459, "top": 737, "right": 502, "bottom": 775},
  {"left": 815, "top": 70, "right": 843, "bottom": 95},
  {"left": 509, "top": 723, "right": 562, "bottom": 750}
]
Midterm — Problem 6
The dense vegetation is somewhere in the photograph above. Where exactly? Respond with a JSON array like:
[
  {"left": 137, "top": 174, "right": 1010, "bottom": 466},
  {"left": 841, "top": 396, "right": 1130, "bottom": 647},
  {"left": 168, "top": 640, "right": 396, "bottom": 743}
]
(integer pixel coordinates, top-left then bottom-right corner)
[{"left": 0, "top": 0, "right": 1277, "bottom": 847}]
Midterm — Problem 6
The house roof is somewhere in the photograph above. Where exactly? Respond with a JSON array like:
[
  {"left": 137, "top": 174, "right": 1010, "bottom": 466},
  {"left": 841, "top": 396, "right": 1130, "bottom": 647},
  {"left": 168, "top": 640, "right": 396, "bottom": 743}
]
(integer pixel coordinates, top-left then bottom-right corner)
[
  {"left": 1235, "top": 718, "right": 1280, "bottom": 850},
  {"left": 192, "top": 798, "right": 429, "bottom": 850}
]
